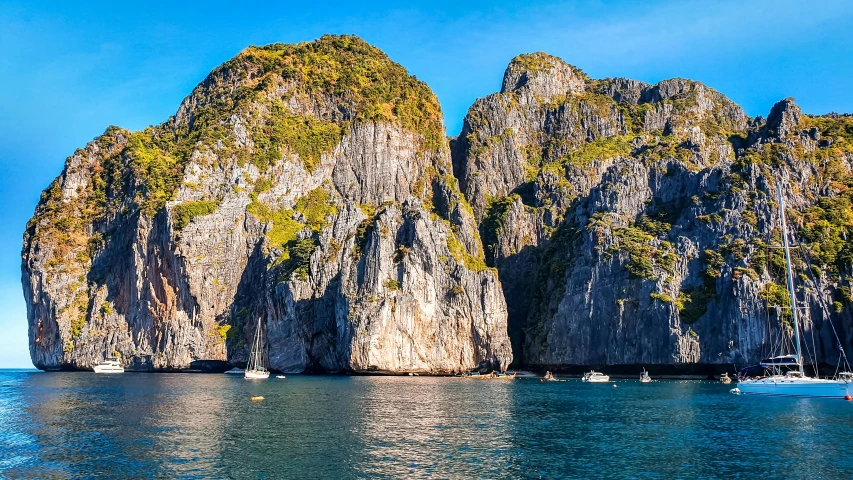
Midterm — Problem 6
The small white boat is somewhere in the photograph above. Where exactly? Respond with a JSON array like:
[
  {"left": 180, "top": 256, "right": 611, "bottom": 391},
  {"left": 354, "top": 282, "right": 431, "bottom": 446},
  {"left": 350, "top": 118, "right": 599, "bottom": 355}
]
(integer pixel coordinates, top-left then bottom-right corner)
[
  {"left": 582, "top": 371, "right": 610, "bottom": 383},
  {"left": 639, "top": 368, "right": 652, "bottom": 383},
  {"left": 93, "top": 357, "right": 124, "bottom": 374},
  {"left": 276, "top": 375, "right": 286, "bottom": 379},
  {"left": 245, "top": 317, "right": 269, "bottom": 380}
]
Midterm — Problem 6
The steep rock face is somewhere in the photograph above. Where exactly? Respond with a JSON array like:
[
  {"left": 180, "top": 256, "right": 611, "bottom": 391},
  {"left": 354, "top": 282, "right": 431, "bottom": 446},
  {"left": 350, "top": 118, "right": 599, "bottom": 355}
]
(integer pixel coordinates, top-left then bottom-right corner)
[
  {"left": 22, "top": 35, "right": 511, "bottom": 373},
  {"left": 455, "top": 52, "right": 853, "bottom": 369}
]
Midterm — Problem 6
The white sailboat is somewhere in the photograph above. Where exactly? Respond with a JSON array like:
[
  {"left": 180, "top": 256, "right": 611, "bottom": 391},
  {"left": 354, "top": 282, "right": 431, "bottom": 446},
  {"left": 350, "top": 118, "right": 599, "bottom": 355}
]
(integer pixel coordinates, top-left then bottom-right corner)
[
  {"left": 244, "top": 317, "right": 269, "bottom": 380},
  {"left": 733, "top": 184, "right": 853, "bottom": 398}
]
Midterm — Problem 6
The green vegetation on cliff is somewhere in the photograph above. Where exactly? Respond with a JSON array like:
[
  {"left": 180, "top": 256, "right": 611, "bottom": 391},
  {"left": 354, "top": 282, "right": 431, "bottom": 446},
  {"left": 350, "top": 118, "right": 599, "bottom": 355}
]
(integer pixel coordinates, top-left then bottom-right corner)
[
  {"left": 606, "top": 213, "right": 677, "bottom": 282},
  {"left": 125, "top": 132, "right": 186, "bottom": 217},
  {"left": 172, "top": 200, "right": 220, "bottom": 231},
  {"left": 295, "top": 187, "right": 339, "bottom": 231},
  {"left": 446, "top": 228, "right": 489, "bottom": 273},
  {"left": 511, "top": 53, "right": 558, "bottom": 75},
  {"left": 760, "top": 282, "right": 793, "bottom": 325},
  {"left": 565, "top": 136, "right": 632, "bottom": 166},
  {"left": 731, "top": 113, "right": 853, "bottom": 282},
  {"left": 247, "top": 187, "right": 338, "bottom": 277},
  {"left": 231, "top": 34, "right": 444, "bottom": 150},
  {"left": 480, "top": 194, "right": 518, "bottom": 265},
  {"left": 802, "top": 114, "right": 853, "bottom": 154},
  {"left": 247, "top": 200, "right": 303, "bottom": 252},
  {"left": 250, "top": 101, "right": 342, "bottom": 172}
]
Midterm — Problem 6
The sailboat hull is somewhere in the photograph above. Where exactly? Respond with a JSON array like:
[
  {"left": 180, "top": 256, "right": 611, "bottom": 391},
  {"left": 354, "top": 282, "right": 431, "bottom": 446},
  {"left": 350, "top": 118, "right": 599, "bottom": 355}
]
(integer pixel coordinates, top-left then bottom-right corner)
[
  {"left": 244, "top": 370, "right": 269, "bottom": 379},
  {"left": 736, "top": 377, "right": 851, "bottom": 398}
]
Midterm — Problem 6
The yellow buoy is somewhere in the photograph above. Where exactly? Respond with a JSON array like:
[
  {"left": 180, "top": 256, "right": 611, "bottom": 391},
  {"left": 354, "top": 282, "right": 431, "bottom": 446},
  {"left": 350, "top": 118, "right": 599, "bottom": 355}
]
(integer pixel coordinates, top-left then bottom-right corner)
[{"left": 251, "top": 396, "right": 264, "bottom": 401}]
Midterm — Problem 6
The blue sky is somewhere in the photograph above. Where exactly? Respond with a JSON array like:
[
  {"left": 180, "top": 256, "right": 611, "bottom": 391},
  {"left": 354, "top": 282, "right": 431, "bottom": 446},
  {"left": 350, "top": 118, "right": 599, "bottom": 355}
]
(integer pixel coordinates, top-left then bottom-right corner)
[{"left": 1, "top": 0, "right": 852, "bottom": 367}]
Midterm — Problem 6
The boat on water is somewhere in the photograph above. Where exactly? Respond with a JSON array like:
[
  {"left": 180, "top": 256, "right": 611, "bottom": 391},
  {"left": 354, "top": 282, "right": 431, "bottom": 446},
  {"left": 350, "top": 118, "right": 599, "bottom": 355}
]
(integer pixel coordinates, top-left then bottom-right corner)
[
  {"left": 463, "top": 371, "right": 517, "bottom": 380},
  {"left": 733, "top": 184, "right": 853, "bottom": 398},
  {"left": 93, "top": 356, "right": 124, "bottom": 374},
  {"left": 543, "top": 371, "right": 558, "bottom": 382},
  {"left": 245, "top": 317, "right": 270, "bottom": 380},
  {"left": 639, "top": 368, "right": 652, "bottom": 383},
  {"left": 719, "top": 373, "right": 732, "bottom": 384},
  {"left": 582, "top": 371, "right": 610, "bottom": 383}
]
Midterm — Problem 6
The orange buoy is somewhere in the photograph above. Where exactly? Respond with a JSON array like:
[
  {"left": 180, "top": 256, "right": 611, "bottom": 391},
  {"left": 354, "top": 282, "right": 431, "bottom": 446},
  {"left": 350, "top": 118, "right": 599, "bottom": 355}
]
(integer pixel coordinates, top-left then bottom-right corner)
[{"left": 845, "top": 394, "right": 852, "bottom": 401}]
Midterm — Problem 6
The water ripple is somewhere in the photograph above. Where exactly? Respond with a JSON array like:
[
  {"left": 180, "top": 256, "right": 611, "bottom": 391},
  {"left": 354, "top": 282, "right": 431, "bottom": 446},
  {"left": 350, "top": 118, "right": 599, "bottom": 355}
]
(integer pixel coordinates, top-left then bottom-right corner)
[{"left": 2, "top": 372, "right": 853, "bottom": 478}]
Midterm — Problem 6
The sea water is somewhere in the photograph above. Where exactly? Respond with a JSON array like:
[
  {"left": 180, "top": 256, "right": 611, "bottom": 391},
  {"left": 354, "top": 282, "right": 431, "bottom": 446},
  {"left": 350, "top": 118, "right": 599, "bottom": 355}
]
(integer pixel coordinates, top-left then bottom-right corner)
[{"left": 2, "top": 370, "right": 853, "bottom": 478}]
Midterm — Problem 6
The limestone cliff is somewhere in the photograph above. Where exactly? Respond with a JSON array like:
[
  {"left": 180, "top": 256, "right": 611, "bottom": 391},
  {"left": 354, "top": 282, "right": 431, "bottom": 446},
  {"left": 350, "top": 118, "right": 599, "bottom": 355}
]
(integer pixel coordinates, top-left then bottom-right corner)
[
  {"left": 24, "top": 40, "right": 853, "bottom": 374},
  {"left": 22, "top": 35, "right": 511, "bottom": 373},
  {"left": 454, "top": 52, "right": 853, "bottom": 370}
]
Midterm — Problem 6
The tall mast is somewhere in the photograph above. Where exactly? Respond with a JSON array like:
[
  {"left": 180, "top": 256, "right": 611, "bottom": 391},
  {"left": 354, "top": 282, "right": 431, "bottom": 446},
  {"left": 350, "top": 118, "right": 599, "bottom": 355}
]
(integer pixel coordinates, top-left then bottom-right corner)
[
  {"left": 247, "top": 316, "right": 263, "bottom": 372},
  {"left": 255, "top": 317, "right": 263, "bottom": 369},
  {"left": 777, "top": 183, "right": 804, "bottom": 375}
]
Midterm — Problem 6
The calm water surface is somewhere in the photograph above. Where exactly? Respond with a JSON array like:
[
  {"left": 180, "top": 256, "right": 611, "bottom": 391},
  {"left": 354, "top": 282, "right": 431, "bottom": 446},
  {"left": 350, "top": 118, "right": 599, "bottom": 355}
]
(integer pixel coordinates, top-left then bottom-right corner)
[{"left": 2, "top": 370, "right": 853, "bottom": 479}]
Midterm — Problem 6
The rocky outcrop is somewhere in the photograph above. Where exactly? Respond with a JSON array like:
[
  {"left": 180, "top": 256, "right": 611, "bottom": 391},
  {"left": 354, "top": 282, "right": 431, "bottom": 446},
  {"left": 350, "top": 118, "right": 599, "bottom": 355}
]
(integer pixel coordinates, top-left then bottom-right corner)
[
  {"left": 24, "top": 39, "right": 853, "bottom": 374},
  {"left": 22, "top": 35, "right": 511, "bottom": 373},
  {"left": 455, "top": 52, "right": 853, "bottom": 370}
]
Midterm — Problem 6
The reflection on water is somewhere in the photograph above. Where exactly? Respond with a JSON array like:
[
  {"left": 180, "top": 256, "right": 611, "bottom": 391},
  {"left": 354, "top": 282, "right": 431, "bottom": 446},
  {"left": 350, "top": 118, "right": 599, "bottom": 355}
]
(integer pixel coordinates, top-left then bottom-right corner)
[
  {"left": 352, "top": 378, "right": 516, "bottom": 477},
  {"left": 2, "top": 371, "right": 853, "bottom": 478}
]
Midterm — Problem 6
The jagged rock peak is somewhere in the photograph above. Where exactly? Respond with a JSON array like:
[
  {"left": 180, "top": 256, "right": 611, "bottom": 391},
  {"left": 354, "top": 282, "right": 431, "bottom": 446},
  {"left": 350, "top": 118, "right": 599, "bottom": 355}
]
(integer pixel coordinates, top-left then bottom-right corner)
[
  {"left": 765, "top": 97, "right": 802, "bottom": 140},
  {"left": 501, "top": 52, "right": 588, "bottom": 100},
  {"left": 174, "top": 34, "right": 445, "bottom": 151},
  {"left": 453, "top": 53, "right": 751, "bottom": 221},
  {"left": 598, "top": 77, "right": 651, "bottom": 105}
]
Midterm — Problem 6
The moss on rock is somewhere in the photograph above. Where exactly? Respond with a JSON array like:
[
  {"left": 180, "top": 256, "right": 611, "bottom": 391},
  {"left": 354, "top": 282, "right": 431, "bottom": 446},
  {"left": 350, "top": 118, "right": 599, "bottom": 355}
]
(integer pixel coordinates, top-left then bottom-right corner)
[{"left": 172, "top": 200, "right": 219, "bottom": 231}]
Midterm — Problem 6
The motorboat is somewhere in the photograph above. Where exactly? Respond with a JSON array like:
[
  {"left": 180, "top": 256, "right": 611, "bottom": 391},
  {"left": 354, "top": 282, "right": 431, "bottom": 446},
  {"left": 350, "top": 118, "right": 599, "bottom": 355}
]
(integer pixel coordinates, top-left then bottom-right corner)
[
  {"left": 543, "top": 371, "right": 558, "bottom": 382},
  {"left": 93, "top": 356, "right": 124, "bottom": 374},
  {"left": 582, "top": 371, "right": 610, "bottom": 383},
  {"left": 639, "top": 368, "right": 652, "bottom": 383},
  {"left": 719, "top": 373, "right": 732, "bottom": 384}
]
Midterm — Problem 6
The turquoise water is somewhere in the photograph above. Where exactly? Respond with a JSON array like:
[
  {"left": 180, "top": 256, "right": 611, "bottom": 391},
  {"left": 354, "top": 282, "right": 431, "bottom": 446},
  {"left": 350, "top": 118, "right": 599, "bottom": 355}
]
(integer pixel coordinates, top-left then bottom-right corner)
[{"left": 2, "top": 371, "right": 853, "bottom": 479}]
